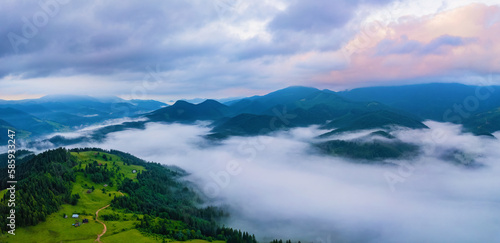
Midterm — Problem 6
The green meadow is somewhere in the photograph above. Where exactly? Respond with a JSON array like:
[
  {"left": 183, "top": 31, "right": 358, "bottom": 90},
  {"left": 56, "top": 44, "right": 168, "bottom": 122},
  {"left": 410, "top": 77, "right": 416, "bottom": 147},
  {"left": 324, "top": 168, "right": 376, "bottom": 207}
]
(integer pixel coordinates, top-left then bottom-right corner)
[{"left": 0, "top": 151, "right": 220, "bottom": 243}]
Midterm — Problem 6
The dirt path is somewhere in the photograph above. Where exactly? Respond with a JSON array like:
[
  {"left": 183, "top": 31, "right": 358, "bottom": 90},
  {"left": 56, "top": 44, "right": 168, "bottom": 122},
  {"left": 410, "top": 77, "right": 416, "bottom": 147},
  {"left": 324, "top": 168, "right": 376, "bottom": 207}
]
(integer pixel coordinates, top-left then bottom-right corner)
[
  {"left": 94, "top": 204, "right": 110, "bottom": 242},
  {"left": 94, "top": 191, "right": 124, "bottom": 242}
]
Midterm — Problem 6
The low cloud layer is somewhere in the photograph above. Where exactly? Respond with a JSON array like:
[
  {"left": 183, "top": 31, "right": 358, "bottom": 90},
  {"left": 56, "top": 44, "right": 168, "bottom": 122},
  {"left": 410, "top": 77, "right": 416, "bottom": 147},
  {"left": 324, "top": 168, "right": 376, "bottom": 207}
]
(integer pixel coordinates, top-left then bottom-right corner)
[{"left": 45, "top": 121, "right": 500, "bottom": 243}]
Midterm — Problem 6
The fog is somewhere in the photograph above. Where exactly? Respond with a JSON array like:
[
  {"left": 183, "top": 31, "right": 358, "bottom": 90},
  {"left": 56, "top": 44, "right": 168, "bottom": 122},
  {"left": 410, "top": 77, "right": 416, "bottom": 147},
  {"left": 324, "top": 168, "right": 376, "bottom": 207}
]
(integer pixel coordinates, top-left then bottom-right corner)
[
  {"left": 54, "top": 121, "right": 500, "bottom": 243},
  {"left": 43, "top": 117, "right": 149, "bottom": 139}
]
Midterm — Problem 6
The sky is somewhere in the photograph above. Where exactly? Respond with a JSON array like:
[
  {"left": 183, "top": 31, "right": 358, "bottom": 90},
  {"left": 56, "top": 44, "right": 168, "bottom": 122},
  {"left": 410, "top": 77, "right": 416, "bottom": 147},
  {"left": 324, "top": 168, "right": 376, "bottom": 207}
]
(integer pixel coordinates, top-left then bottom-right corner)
[{"left": 1, "top": 0, "right": 500, "bottom": 101}]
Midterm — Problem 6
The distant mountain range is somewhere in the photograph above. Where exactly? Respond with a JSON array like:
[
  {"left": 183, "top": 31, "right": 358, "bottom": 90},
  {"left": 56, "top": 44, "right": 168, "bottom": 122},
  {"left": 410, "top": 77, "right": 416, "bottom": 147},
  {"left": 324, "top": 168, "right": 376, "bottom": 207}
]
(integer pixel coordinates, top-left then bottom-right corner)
[
  {"left": 338, "top": 83, "right": 500, "bottom": 136},
  {"left": 148, "top": 99, "right": 230, "bottom": 123},
  {"left": 6, "top": 83, "right": 499, "bottom": 160},
  {"left": 0, "top": 95, "right": 166, "bottom": 143}
]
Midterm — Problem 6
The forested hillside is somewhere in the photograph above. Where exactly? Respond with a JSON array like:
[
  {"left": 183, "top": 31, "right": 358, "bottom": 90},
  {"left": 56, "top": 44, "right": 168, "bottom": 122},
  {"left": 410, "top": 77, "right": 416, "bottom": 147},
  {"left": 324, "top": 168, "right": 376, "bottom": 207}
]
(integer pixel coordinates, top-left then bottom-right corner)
[{"left": 0, "top": 148, "right": 259, "bottom": 242}]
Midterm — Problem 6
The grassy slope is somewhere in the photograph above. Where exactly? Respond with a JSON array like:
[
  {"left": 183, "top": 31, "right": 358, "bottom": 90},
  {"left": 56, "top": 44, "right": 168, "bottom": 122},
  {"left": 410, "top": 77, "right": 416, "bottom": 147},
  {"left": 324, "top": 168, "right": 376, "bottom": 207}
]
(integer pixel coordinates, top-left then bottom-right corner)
[
  {"left": 0, "top": 151, "right": 220, "bottom": 243},
  {"left": 0, "top": 189, "right": 6, "bottom": 199}
]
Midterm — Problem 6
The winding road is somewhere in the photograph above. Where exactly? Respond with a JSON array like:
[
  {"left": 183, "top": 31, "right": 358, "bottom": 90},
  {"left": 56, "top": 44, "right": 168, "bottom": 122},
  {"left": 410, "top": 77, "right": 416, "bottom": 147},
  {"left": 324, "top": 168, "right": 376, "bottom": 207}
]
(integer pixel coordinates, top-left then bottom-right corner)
[{"left": 95, "top": 191, "right": 125, "bottom": 242}]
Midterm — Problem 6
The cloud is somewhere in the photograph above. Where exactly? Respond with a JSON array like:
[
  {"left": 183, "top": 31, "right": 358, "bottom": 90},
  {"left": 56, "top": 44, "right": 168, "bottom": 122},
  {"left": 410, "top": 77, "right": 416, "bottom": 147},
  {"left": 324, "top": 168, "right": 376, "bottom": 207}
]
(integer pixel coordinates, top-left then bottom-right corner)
[
  {"left": 41, "top": 121, "right": 500, "bottom": 243},
  {"left": 420, "top": 35, "right": 473, "bottom": 54},
  {"left": 269, "top": 0, "right": 393, "bottom": 33},
  {"left": 325, "top": 3, "right": 500, "bottom": 86},
  {"left": 375, "top": 35, "right": 475, "bottom": 55},
  {"left": 269, "top": 0, "right": 356, "bottom": 33},
  {"left": 0, "top": 0, "right": 296, "bottom": 98},
  {"left": 1, "top": 1, "right": 500, "bottom": 99}
]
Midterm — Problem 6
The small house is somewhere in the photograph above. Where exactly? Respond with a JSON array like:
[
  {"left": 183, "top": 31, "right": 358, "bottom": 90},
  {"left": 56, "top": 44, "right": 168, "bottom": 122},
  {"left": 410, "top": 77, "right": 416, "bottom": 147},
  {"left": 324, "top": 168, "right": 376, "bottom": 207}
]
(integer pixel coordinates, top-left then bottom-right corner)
[
  {"left": 72, "top": 214, "right": 79, "bottom": 218},
  {"left": 132, "top": 169, "right": 137, "bottom": 174},
  {"left": 103, "top": 184, "right": 108, "bottom": 187}
]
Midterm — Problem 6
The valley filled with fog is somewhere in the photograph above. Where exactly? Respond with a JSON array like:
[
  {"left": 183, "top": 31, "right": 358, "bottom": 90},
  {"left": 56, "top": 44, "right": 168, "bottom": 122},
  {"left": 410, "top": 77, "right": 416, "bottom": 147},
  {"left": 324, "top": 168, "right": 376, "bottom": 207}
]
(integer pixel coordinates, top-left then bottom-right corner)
[
  {"left": 34, "top": 121, "right": 500, "bottom": 243},
  {"left": 3, "top": 1, "right": 500, "bottom": 242}
]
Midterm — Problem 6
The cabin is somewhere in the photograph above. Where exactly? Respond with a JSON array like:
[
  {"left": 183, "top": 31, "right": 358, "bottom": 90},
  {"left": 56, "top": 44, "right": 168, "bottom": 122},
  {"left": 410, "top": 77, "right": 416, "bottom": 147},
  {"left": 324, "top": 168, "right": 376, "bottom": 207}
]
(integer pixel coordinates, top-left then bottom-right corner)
[
  {"left": 72, "top": 214, "right": 79, "bottom": 218},
  {"left": 132, "top": 169, "right": 137, "bottom": 174},
  {"left": 103, "top": 184, "right": 108, "bottom": 187}
]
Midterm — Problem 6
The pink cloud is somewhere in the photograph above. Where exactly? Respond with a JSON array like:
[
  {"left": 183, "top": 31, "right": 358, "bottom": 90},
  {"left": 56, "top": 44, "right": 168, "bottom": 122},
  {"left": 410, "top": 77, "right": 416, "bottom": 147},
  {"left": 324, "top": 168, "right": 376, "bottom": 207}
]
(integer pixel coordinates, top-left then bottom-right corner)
[{"left": 325, "top": 3, "right": 500, "bottom": 86}]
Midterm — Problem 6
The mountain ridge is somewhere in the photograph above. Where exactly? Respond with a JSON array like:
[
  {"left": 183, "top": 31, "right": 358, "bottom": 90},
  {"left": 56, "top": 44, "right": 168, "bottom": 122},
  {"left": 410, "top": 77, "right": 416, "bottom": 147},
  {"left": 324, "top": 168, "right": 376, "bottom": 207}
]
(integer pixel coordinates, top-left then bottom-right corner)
[{"left": 15, "top": 83, "right": 500, "bottom": 151}]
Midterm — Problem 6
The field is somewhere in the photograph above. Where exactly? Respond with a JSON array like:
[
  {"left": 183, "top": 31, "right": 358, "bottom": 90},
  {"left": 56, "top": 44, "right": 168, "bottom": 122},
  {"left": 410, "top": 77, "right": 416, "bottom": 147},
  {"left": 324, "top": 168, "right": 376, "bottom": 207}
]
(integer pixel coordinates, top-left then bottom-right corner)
[{"left": 0, "top": 151, "right": 221, "bottom": 243}]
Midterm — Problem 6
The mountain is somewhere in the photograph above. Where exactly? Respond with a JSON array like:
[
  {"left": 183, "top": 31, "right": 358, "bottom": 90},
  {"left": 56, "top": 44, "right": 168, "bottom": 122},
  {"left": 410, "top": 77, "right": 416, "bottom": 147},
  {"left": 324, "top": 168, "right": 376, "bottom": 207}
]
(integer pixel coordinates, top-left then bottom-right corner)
[
  {"left": 0, "top": 107, "right": 67, "bottom": 135},
  {"left": 228, "top": 86, "right": 322, "bottom": 114},
  {"left": 0, "top": 119, "right": 11, "bottom": 127},
  {"left": 27, "top": 121, "right": 149, "bottom": 150},
  {"left": 128, "top": 99, "right": 167, "bottom": 111},
  {"left": 338, "top": 83, "right": 500, "bottom": 122},
  {"left": 0, "top": 119, "right": 14, "bottom": 144},
  {"left": 463, "top": 107, "right": 500, "bottom": 136},
  {"left": 34, "top": 84, "right": 500, "bottom": 151},
  {"left": 208, "top": 113, "right": 280, "bottom": 139},
  {"left": 227, "top": 86, "right": 420, "bottom": 118},
  {"left": 36, "top": 98, "right": 235, "bottom": 146},
  {"left": 0, "top": 118, "right": 32, "bottom": 145},
  {"left": 315, "top": 139, "right": 419, "bottom": 161},
  {"left": 0, "top": 148, "right": 257, "bottom": 242},
  {"left": 0, "top": 95, "right": 167, "bottom": 140},
  {"left": 147, "top": 99, "right": 230, "bottom": 122},
  {"left": 0, "top": 94, "right": 167, "bottom": 119},
  {"left": 226, "top": 86, "right": 374, "bottom": 116},
  {"left": 21, "top": 84, "right": 495, "bottom": 164},
  {"left": 0, "top": 103, "right": 53, "bottom": 118},
  {"left": 320, "top": 110, "right": 428, "bottom": 136},
  {"left": 0, "top": 149, "right": 34, "bottom": 168},
  {"left": 33, "top": 95, "right": 114, "bottom": 116},
  {"left": 50, "top": 86, "right": 422, "bottom": 141},
  {"left": 209, "top": 86, "right": 427, "bottom": 138}
]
